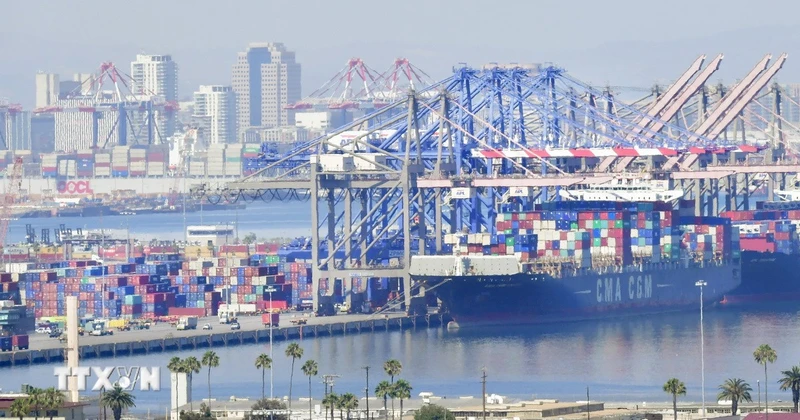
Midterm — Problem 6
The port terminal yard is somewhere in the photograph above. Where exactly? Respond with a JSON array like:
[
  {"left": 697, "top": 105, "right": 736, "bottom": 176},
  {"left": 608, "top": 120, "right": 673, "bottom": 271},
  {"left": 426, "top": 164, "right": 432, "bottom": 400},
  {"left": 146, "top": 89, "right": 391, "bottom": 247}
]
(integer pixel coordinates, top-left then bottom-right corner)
[{"left": 0, "top": 311, "right": 448, "bottom": 367}]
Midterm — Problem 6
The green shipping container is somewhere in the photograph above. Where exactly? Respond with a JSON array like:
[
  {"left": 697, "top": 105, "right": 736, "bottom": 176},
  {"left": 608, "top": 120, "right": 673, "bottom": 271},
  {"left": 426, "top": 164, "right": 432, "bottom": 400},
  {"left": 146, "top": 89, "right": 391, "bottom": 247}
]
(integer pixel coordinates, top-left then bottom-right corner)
[
  {"left": 593, "top": 238, "right": 602, "bottom": 247},
  {"left": 505, "top": 237, "right": 515, "bottom": 246}
]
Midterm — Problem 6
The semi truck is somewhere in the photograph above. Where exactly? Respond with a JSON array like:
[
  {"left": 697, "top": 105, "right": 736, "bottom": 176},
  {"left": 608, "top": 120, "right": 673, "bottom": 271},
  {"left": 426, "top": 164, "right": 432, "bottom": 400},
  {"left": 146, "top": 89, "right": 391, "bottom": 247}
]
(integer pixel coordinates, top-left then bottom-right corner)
[
  {"left": 218, "top": 310, "right": 238, "bottom": 325},
  {"left": 262, "top": 313, "right": 280, "bottom": 328},
  {"left": 177, "top": 316, "right": 199, "bottom": 330}
]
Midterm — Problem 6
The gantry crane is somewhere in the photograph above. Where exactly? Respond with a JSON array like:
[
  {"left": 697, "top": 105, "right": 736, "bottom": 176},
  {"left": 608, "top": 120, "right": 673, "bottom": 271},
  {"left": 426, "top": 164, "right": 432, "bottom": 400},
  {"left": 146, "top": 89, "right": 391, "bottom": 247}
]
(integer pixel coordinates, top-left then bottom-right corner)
[
  {"left": 169, "top": 128, "right": 197, "bottom": 208},
  {"left": 0, "top": 157, "right": 24, "bottom": 249}
]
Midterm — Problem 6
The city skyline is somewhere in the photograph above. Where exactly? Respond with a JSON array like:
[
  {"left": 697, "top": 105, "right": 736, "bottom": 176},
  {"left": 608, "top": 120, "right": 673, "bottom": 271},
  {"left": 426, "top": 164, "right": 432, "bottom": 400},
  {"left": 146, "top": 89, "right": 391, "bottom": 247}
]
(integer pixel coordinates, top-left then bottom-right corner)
[{"left": 2, "top": 0, "right": 800, "bottom": 110}]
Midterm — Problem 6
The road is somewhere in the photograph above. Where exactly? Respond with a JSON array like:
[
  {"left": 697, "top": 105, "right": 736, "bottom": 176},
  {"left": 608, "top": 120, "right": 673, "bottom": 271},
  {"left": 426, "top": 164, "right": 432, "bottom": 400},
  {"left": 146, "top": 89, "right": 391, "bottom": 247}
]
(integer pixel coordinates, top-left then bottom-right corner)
[{"left": 27, "top": 311, "right": 410, "bottom": 351}]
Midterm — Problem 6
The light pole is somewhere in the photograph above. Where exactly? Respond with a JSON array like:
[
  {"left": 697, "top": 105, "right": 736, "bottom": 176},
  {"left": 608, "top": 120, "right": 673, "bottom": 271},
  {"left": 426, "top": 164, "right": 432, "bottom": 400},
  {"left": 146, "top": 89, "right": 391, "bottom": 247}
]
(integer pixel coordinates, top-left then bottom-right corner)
[
  {"left": 695, "top": 280, "right": 707, "bottom": 418},
  {"left": 758, "top": 380, "right": 761, "bottom": 412},
  {"left": 266, "top": 286, "right": 276, "bottom": 401}
]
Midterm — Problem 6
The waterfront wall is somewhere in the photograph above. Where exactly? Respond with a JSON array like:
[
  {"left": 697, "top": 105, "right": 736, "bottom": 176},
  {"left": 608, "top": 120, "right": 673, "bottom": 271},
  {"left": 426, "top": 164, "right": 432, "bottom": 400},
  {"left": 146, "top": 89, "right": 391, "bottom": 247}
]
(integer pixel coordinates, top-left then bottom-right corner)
[{"left": 0, "top": 314, "right": 448, "bottom": 367}]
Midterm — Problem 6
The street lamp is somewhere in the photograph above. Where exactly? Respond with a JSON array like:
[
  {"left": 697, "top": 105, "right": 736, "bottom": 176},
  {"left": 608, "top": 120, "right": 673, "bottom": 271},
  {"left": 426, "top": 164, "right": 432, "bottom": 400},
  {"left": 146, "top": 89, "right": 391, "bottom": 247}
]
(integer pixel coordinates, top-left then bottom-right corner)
[
  {"left": 758, "top": 380, "right": 761, "bottom": 412},
  {"left": 266, "top": 286, "right": 276, "bottom": 401},
  {"left": 695, "top": 280, "right": 707, "bottom": 418}
]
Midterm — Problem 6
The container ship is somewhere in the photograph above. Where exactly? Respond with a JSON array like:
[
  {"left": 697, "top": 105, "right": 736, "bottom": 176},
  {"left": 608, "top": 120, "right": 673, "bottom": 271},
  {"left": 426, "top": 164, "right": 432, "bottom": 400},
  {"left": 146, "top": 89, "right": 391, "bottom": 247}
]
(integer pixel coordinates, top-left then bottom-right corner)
[
  {"left": 719, "top": 196, "right": 800, "bottom": 304},
  {"left": 411, "top": 200, "right": 740, "bottom": 327}
]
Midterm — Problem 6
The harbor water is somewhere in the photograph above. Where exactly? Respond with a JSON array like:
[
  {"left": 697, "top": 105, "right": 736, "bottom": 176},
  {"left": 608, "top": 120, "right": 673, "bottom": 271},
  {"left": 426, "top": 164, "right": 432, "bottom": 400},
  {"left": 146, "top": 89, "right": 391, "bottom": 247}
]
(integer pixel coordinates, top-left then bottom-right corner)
[{"left": 3, "top": 304, "right": 800, "bottom": 413}]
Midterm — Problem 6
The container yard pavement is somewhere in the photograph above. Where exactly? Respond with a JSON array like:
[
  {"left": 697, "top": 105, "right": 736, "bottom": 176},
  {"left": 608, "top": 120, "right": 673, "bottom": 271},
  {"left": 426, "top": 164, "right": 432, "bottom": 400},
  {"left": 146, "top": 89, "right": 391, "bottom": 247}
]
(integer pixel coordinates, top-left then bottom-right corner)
[{"left": 26, "top": 311, "right": 408, "bottom": 351}]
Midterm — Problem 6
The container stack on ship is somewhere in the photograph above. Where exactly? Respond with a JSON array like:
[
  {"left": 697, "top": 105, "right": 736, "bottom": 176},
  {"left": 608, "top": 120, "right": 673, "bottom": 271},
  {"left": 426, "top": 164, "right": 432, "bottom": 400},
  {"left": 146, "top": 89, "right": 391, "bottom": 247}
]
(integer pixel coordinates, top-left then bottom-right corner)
[
  {"left": 720, "top": 208, "right": 800, "bottom": 303},
  {"left": 410, "top": 201, "right": 741, "bottom": 327}
]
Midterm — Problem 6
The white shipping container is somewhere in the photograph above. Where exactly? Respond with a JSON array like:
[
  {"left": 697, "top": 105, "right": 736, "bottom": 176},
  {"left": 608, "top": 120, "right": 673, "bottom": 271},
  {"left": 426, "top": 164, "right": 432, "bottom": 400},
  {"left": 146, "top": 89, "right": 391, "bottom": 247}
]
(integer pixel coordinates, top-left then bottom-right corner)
[
  {"left": 352, "top": 153, "right": 388, "bottom": 171},
  {"left": 95, "top": 153, "right": 111, "bottom": 163},
  {"left": 189, "top": 162, "right": 206, "bottom": 175},
  {"left": 129, "top": 161, "right": 147, "bottom": 170},
  {"left": 95, "top": 167, "right": 111, "bottom": 176},
  {"left": 317, "top": 155, "right": 355, "bottom": 172}
]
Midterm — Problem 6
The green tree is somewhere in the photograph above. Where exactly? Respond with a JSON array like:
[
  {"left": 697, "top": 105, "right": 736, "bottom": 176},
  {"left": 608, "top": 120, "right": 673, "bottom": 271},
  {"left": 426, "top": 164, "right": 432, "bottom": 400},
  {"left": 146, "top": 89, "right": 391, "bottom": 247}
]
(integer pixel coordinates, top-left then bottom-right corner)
[
  {"left": 285, "top": 342, "right": 304, "bottom": 411},
  {"left": 184, "top": 356, "right": 202, "bottom": 412},
  {"left": 338, "top": 393, "right": 359, "bottom": 420},
  {"left": 383, "top": 360, "right": 402, "bottom": 419},
  {"left": 27, "top": 387, "right": 45, "bottom": 419},
  {"left": 717, "top": 378, "right": 752, "bottom": 415},
  {"left": 202, "top": 351, "right": 221, "bottom": 406},
  {"left": 100, "top": 384, "right": 136, "bottom": 420},
  {"left": 255, "top": 354, "right": 273, "bottom": 400},
  {"left": 754, "top": 344, "right": 778, "bottom": 417},
  {"left": 779, "top": 366, "right": 800, "bottom": 412},
  {"left": 9, "top": 398, "right": 30, "bottom": 420},
  {"left": 245, "top": 398, "right": 288, "bottom": 420},
  {"left": 375, "top": 381, "right": 393, "bottom": 420},
  {"left": 391, "top": 380, "right": 412, "bottom": 418},
  {"left": 42, "top": 387, "right": 65, "bottom": 420},
  {"left": 323, "top": 393, "right": 339, "bottom": 420},
  {"left": 243, "top": 233, "right": 257, "bottom": 244},
  {"left": 168, "top": 356, "right": 186, "bottom": 418},
  {"left": 180, "top": 402, "right": 217, "bottom": 419},
  {"left": 413, "top": 404, "right": 455, "bottom": 420},
  {"left": 301, "top": 359, "right": 319, "bottom": 420},
  {"left": 663, "top": 378, "right": 686, "bottom": 420}
]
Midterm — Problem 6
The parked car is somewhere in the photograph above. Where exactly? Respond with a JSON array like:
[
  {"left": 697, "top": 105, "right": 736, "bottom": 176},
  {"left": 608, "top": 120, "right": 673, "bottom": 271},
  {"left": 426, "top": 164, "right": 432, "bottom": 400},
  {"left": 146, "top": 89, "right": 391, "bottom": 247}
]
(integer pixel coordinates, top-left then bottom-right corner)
[
  {"left": 202, "top": 324, "right": 212, "bottom": 330},
  {"left": 230, "top": 322, "right": 241, "bottom": 331},
  {"left": 36, "top": 327, "right": 52, "bottom": 334}
]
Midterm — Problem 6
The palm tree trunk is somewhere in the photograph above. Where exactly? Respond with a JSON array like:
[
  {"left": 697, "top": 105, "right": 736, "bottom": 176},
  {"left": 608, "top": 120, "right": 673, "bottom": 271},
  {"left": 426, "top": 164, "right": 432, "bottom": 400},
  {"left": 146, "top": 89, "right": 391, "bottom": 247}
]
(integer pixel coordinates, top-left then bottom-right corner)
[
  {"left": 765, "top": 363, "right": 769, "bottom": 420},
  {"left": 189, "top": 374, "right": 194, "bottom": 412},
  {"left": 794, "top": 389, "right": 799, "bottom": 413},
  {"left": 400, "top": 399, "right": 404, "bottom": 419},
  {"left": 262, "top": 368, "right": 266, "bottom": 400},
  {"left": 309, "top": 377, "right": 313, "bottom": 420},
  {"left": 390, "top": 377, "right": 395, "bottom": 420},
  {"left": 673, "top": 394, "right": 677, "bottom": 420},
  {"left": 384, "top": 397, "right": 388, "bottom": 420},
  {"left": 289, "top": 358, "right": 295, "bottom": 411},
  {"left": 114, "top": 407, "right": 122, "bottom": 420},
  {"left": 732, "top": 400, "right": 737, "bottom": 416},
  {"left": 208, "top": 367, "right": 212, "bottom": 406}
]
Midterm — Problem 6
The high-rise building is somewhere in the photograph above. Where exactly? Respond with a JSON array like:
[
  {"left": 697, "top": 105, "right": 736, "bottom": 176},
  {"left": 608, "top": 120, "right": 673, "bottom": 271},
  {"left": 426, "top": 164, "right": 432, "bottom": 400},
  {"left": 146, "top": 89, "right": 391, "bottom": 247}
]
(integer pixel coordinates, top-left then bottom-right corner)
[
  {"left": 192, "top": 85, "right": 236, "bottom": 144},
  {"left": 131, "top": 54, "right": 178, "bottom": 136},
  {"left": 232, "top": 43, "right": 301, "bottom": 139},
  {"left": 131, "top": 54, "right": 178, "bottom": 101},
  {"left": 35, "top": 73, "right": 59, "bottom": 109}
]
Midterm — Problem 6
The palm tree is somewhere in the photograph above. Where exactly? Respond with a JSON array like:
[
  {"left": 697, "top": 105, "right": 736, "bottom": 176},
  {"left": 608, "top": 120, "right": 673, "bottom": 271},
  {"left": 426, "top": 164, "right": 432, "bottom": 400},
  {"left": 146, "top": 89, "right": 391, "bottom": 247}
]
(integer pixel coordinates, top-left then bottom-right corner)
[
  {"left": 338, "top": 393, "right": 359, "bottom": 420},
  {"left": 183, "top": 356, "right": 202, "bottom": 412},
  {"left": 201, "top": 351, "right": 220, "bottom": 405},
  {"left": 754, "top": 344, "right": 778, "bottom": 417},
  {"left": 323, "top": 392, "right": 339, "bottom": 420},
  {"left": 255, "top": 353, "right": 273, "bottom": 400},
  {"left": 663, "top": 378, "right": 686, "bottom": 420},
  {"left": 41, "top": 387, "right": 65, "bottom": 420},
  {"left": 100, "top": 384, "right": 136, "bottom": 420},
  {"left": 9, "top": 398, "right": 29, "bottom": 420},
  {"left": 383, "top": 360, "right": 402, "bottom": 419},
  {"left": 301, "top": 359, "right": 319, "bottom": 420},
  {"left": 27, "top": 387, "right": 45, "bottom": 419},
  {"left": 167, "top": 356, "right": 185, "bottom": 418},
  {"left": 285, "top": 342, "right": 304, "bottom": 411},
  {"left": 779, "top": 366, "right": 800, "bottom": 412},
  {"left": 718, "top": 378, "right": 752, "bottom": 415},
  {"left": 392, "top": 380, "right": 412, "bottom": 418},
  {"left": 375, "top": 381, "right": 393, "bottom": 420}
]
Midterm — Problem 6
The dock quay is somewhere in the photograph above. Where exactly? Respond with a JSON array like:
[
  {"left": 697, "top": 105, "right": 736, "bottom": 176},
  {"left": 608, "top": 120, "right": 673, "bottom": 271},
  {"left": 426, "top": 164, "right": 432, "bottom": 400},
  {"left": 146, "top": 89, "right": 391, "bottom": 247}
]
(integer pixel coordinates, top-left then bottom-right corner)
[{"left": 0, "top": 312, "right": 449, "bottom": 367}]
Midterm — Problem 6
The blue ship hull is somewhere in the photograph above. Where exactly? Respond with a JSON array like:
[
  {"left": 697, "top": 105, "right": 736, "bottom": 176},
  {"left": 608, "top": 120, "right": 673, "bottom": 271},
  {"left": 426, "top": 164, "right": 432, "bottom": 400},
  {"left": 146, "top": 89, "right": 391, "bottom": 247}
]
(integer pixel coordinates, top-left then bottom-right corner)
[{"left": 416, "top": 262, "right": 740, "bottom": 327}]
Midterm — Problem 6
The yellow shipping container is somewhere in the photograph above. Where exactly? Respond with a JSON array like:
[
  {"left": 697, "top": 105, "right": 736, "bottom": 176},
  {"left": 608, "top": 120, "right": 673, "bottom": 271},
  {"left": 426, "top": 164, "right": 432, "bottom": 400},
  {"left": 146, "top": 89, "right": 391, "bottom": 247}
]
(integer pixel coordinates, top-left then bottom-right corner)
[
  {"left": 108, "top": 319, "right": 128, "bottom": 328},
  {"left": 72, "top": 251, "right": 93, "bottom": 259}
]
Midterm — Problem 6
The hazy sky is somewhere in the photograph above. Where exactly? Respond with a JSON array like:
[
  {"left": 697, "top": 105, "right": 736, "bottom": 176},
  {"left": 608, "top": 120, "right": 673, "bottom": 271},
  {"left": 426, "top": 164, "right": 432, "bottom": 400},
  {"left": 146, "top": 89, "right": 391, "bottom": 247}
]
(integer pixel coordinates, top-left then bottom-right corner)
[{"left": 2, "top": 0, "right": 800, "bottom": 108}]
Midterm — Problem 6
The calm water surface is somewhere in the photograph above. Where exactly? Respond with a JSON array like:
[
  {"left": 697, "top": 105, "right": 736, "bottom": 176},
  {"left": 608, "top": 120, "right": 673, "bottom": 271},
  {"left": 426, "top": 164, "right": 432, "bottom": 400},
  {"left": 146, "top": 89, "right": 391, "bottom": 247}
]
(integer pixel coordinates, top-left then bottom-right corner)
[{"left": 3, "top": 304, "right": 800, "bottom": 413}]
